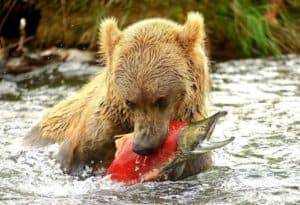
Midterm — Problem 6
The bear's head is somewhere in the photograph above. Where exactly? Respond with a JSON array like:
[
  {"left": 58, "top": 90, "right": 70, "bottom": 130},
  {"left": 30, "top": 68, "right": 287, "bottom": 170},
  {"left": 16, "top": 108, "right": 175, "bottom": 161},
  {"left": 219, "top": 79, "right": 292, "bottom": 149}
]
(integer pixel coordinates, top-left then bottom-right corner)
[{"left": 99, "top": 12, "right": 209, "bottom": 155}]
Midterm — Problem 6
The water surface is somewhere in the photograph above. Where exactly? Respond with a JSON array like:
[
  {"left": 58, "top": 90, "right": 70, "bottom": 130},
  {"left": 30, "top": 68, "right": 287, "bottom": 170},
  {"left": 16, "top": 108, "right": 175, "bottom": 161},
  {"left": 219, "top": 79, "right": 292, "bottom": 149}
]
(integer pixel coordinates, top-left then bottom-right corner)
[{"left": 0, "top": 55, "right": 299, "bottom": 204}]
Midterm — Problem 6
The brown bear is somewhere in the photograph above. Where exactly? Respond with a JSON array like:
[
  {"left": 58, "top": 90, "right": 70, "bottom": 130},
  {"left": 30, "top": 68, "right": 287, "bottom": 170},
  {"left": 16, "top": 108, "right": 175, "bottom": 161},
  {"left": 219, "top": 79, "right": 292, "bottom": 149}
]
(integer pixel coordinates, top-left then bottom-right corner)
[{"left": 25, "top": 12, "right": 211, "bottom": 176}]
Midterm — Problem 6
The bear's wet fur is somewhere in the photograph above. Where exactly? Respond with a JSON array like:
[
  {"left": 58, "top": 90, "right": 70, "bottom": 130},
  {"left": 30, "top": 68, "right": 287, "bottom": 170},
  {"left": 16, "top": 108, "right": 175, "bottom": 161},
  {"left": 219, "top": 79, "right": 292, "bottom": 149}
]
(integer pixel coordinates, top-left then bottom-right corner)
[{"left": 25, "top": 12, "right": 211, "bottom": 175}]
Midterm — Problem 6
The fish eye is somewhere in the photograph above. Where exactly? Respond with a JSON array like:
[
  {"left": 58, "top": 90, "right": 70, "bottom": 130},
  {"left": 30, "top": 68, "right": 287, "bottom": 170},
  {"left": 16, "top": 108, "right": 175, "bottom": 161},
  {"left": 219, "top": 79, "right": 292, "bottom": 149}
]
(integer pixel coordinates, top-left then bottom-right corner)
[{"left": 198, "top": 127, "right": 205, "bottom": 132}]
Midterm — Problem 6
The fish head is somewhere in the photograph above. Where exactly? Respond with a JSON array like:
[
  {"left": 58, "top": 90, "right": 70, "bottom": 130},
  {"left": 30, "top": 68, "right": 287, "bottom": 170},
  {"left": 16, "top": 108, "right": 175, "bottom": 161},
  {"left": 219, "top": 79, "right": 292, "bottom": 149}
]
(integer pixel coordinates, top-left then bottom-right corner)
[{"left": 177, "top": 111, "right": 228, "bottom": 152}]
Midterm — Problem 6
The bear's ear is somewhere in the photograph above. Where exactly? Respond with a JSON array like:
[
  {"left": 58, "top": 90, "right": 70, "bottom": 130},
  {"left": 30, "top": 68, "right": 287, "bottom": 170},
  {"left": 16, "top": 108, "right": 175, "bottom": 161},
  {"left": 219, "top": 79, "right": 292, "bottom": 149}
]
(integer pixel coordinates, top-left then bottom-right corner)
[
  {"left": 178, "top": 12, "right": 205, "bottom": 51},
  {"left": 99, "top": 17, "right": 122, "bottom": 66}
]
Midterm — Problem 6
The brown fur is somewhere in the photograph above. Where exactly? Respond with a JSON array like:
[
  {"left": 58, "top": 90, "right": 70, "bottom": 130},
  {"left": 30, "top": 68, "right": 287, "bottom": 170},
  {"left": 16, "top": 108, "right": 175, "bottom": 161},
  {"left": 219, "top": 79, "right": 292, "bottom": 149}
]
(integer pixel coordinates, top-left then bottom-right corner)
[{"left": 24, "top": 12, "right": 210, "bottom": 175}]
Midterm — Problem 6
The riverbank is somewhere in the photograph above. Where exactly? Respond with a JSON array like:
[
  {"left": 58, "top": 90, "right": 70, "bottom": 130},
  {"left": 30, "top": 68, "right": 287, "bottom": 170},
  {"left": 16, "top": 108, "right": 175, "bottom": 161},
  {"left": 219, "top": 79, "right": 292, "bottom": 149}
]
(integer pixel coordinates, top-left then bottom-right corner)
[{"left": 1, "top": 0, "right": 300, "bottom": 61}]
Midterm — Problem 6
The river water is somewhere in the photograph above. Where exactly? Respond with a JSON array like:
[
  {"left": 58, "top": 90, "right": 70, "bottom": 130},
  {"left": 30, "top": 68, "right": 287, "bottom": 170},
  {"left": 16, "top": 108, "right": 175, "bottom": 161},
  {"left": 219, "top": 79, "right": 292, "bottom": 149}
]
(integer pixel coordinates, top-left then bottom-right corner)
[{"left": 0, "top": 55, "right": 299, "bottom": 204}]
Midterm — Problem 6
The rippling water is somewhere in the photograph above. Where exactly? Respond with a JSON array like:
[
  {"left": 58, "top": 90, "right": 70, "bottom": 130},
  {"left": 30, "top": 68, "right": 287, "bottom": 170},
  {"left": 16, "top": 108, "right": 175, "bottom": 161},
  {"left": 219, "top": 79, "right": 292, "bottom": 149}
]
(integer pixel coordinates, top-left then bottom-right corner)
[{"left": 0, "top": 55, "right": 299, "bottom": 204}]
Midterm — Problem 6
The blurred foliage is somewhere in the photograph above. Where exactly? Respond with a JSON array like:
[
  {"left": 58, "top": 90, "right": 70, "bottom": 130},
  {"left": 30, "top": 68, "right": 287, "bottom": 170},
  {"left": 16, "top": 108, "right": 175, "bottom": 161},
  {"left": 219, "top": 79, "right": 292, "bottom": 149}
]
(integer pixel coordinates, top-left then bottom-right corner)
[
  {"left": 206, "top": 0, "right": 300, "bottom": 57},
  {"left": 1, "top": 0, "right": 300, "bottom": 60},
  {"left": 213, "top": 0, "right": 281, "bottom": 56}
]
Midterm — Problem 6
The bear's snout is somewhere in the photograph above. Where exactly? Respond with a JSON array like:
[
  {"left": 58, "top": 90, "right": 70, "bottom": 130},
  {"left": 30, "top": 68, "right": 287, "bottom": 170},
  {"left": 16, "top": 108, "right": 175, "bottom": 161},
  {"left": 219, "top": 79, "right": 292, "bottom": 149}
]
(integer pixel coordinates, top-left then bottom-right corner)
[
  {"left": 132, "top": 143, "right": 155, "bottom": 155},
  {"left": 132, "top": 122, "right": 168, "bottom": 156}
]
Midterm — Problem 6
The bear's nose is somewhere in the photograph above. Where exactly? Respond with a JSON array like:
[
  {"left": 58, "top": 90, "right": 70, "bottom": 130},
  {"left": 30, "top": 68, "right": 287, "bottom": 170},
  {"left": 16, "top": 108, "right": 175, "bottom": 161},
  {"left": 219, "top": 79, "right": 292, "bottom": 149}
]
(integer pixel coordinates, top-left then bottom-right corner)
[{"left": 132, "top": 143, "right": 155, "bottom": 155}]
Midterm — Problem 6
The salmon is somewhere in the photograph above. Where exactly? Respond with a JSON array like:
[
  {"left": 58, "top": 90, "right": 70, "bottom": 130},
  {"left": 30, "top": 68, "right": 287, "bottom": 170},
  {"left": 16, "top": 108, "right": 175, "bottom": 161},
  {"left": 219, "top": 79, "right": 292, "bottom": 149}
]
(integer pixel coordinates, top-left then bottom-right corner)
[{"left": 106, "top": 111, "right": 234, "bottom": 185}]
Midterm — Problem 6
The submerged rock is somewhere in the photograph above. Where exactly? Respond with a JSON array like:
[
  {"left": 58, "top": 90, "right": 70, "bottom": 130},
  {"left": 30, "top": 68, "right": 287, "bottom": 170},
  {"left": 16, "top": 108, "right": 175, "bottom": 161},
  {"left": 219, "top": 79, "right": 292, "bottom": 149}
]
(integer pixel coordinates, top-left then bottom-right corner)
[{"left": 0, "top": 80, "right": 21, "bottom": 100}]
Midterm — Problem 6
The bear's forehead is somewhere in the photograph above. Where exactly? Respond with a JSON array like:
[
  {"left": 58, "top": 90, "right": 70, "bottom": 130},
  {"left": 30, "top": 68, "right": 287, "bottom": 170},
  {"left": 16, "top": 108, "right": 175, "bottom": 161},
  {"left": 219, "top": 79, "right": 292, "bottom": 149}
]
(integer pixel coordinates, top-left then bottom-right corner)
[
  {"left": 114, "top": 20, "right": 186, "bottom": 73},
  {"left": 114, "top": 52, "right": 185, "bottom": 86},
  {"left": 115, "top": 42, "right": 185, "bottom": 71},
  {"left": 114, "top": 42, "right": 186, "bottom": 94},
  {"left": 122, "top": 19, "right": 181, "bottom": 43}
]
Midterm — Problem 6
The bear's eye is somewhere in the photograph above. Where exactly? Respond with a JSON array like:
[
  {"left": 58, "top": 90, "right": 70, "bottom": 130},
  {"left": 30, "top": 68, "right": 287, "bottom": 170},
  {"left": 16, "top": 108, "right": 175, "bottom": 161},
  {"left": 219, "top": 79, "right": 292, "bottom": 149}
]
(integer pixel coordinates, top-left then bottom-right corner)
[
  {"left": 155, "top": 97, "right": 167, "bottom": 110},
  {"left": 125, "top": 100, "right": 136, "bottom": 109}
]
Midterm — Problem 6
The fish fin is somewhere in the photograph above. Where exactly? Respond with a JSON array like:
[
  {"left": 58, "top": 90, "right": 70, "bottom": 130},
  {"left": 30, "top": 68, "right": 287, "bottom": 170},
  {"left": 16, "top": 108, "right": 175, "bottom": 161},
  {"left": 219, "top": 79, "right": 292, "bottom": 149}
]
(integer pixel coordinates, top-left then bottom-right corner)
[
  {"left": 114, "top": 134, "right": 132, "bottom": 151},
  {"left": 141, "top": 168, "right": 161, "bottom": 182},
  {"left": 157, "top": 161, "right": 187, "bottom": 181},
  {"left": 171, "top": 162, "right": 186, "bottom": 180},
  {"left": 114, "top": 134, "right": 124, "bottom": 140}
]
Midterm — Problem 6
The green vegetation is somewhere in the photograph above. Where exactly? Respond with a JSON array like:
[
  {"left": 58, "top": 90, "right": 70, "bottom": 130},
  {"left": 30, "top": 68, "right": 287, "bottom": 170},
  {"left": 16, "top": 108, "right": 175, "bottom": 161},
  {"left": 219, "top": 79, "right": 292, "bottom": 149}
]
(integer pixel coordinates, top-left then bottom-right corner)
[
  {"left": 213, "top": 0, "right": 281, "bottom": 57},
  {"left": 2, "top": 0, "right": 300, "bottom": 60},
  {"left": 202, "top": 0, "right": 300, "bottom": 58}
]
